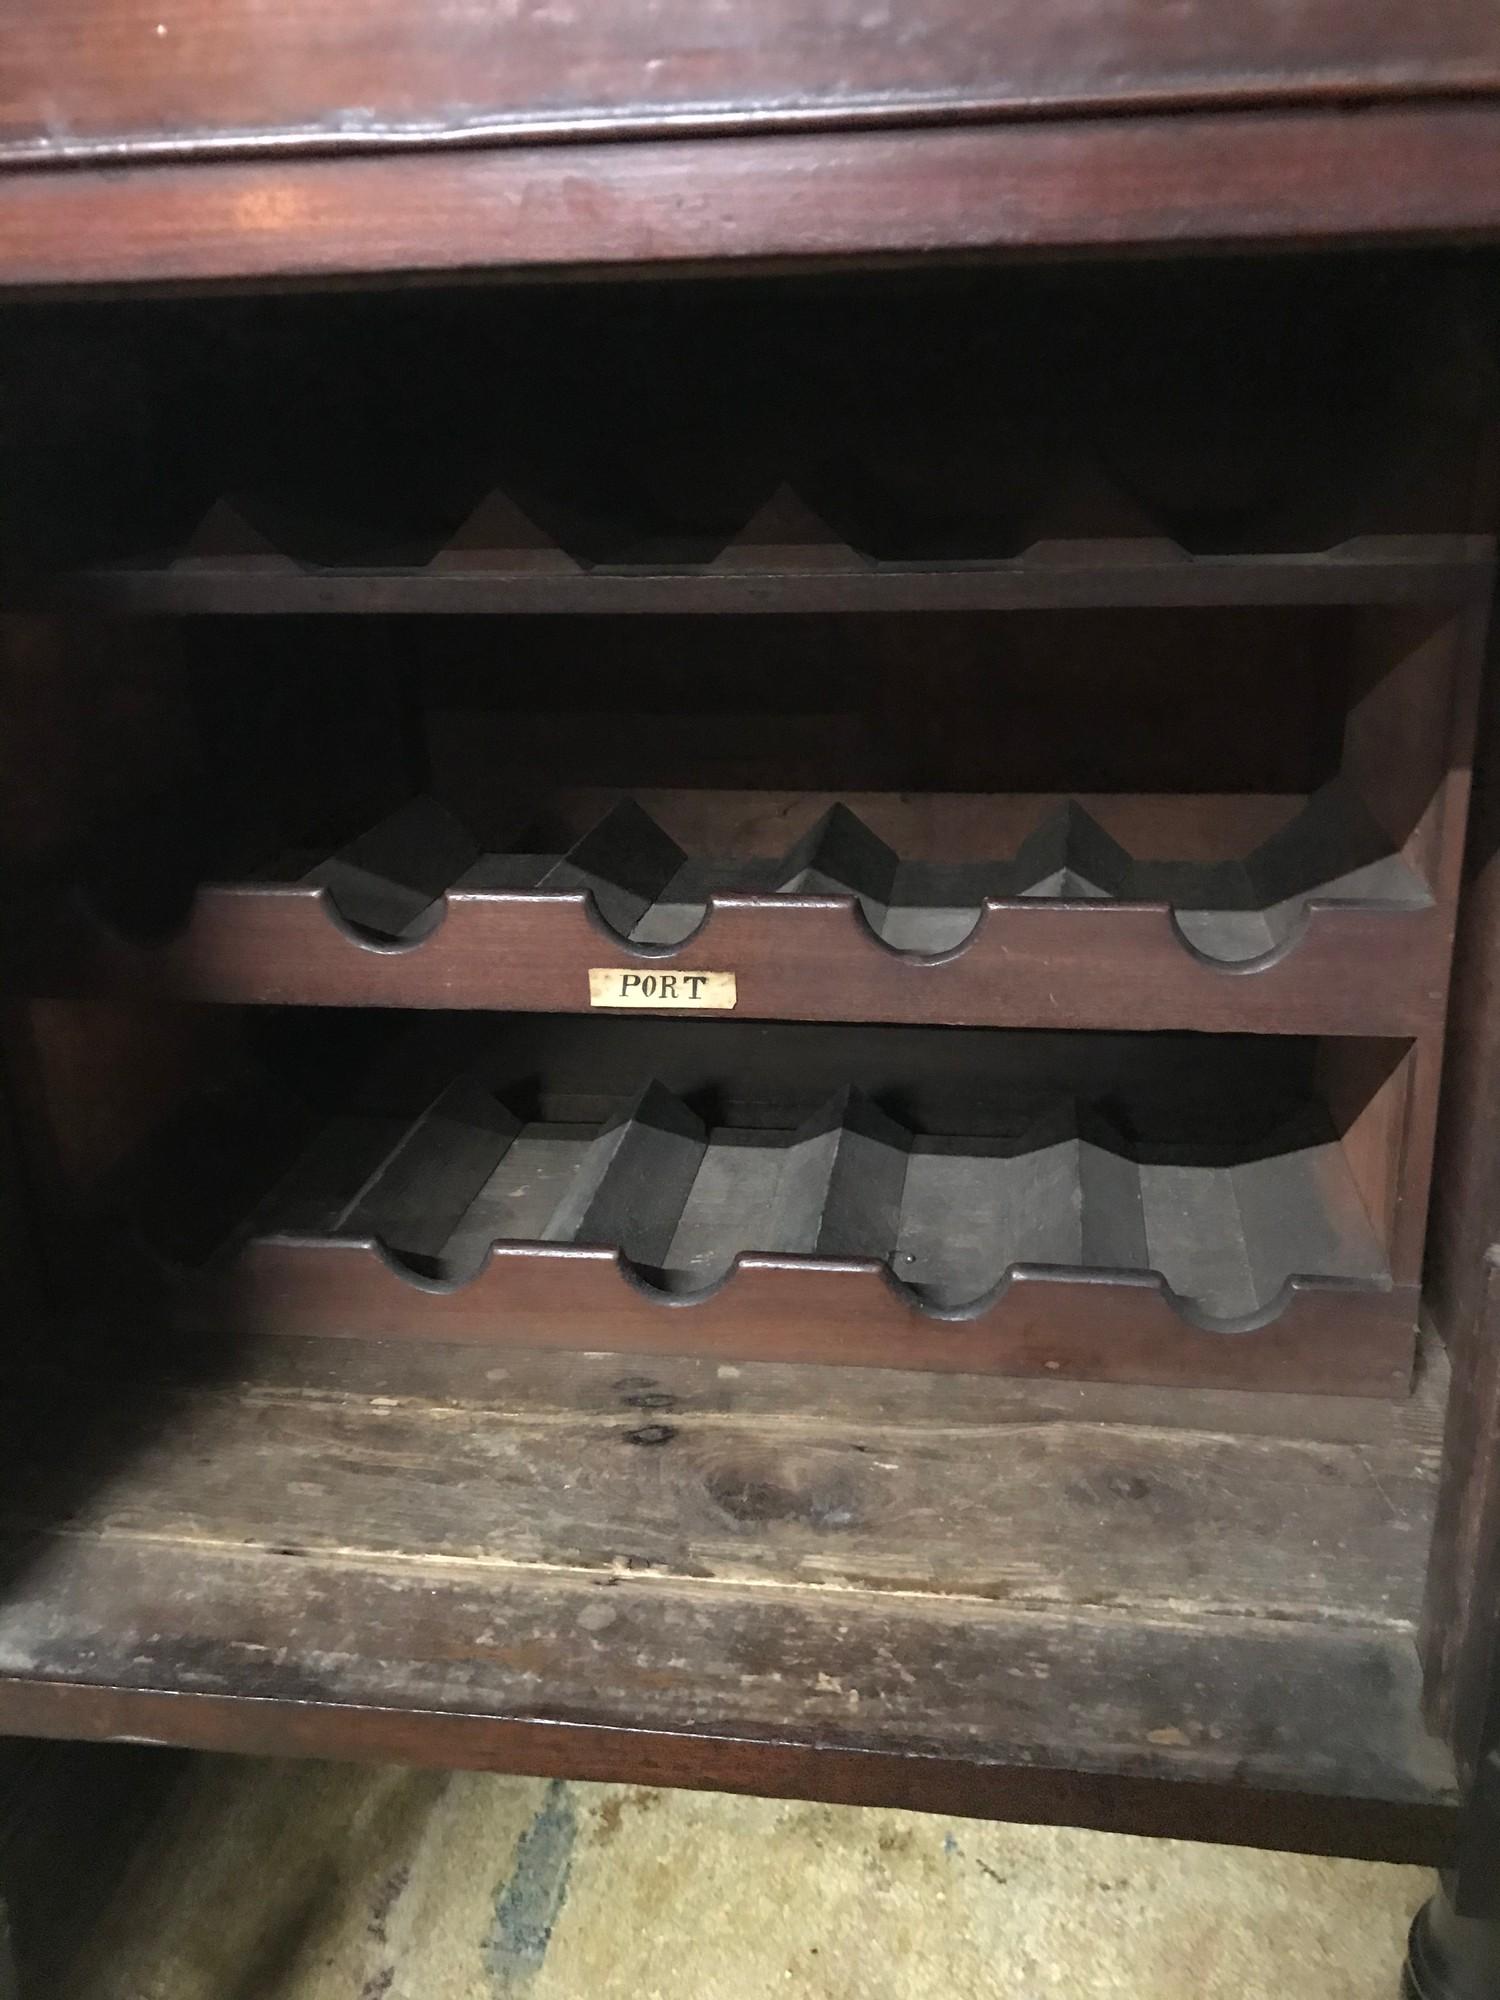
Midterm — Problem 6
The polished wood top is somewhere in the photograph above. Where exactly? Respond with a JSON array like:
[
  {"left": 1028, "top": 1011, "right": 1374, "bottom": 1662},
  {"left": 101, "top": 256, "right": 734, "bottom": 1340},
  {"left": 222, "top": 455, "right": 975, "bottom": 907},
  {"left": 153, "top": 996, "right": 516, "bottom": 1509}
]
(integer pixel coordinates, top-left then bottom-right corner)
[{"left": 4, "top": 0, "right": 1500, "bottom": 170}]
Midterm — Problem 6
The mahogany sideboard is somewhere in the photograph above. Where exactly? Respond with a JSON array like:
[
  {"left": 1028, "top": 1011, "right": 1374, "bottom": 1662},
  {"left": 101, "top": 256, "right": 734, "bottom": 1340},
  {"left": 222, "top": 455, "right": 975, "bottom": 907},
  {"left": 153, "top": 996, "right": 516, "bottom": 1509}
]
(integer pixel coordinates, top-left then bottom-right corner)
[{"left": 3, "top": 6, "right": 1500, "bottom": 1993}]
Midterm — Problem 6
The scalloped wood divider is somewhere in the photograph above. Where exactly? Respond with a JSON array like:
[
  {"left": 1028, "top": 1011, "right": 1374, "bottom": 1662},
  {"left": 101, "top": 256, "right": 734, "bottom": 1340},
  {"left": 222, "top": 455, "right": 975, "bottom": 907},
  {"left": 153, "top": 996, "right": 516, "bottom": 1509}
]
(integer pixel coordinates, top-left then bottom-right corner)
[
  {"left": 126, "top": 1056, "right": 1412, "bottom": 1394},
  {"left": 29, "top": 784, "right": 1445, "bottom": 1034},
  {"left": 21, "top": 494, "right": 1492, "bottom": 617}
]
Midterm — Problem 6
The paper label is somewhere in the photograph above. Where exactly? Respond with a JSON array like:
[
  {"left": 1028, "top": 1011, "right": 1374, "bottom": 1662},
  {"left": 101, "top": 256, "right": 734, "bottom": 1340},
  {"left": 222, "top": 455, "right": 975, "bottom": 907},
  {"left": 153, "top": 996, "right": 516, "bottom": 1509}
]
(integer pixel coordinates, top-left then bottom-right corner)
[{"left": 588, "top": 968, "right": 738, "bottom": 1010}]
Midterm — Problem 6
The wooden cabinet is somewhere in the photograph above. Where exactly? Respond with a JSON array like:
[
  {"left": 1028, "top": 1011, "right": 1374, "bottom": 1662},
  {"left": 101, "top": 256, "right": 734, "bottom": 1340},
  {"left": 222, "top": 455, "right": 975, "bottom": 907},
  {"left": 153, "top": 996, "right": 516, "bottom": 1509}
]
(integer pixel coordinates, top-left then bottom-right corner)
[{"left": 2, "top": 3, "right": 1500, "bottom": 1927}]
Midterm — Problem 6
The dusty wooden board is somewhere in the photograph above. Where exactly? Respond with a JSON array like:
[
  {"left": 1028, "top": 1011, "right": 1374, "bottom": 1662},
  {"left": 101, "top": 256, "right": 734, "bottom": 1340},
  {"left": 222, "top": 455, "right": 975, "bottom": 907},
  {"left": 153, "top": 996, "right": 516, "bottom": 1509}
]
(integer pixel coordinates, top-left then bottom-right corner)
[
  {"left": 4, "top": 0, "right": 1500, "bottom": 170},
  {"left": 0, "top": 1335, "right": 1458, "bottom": 1859},
  {"left": 0, "top": 1528, "right": 1457, "bottom": 1863},
  {"left": 0, "top": 1357, "right": 1439, "bottom": 1625},
  {"left": 169, "top": 1324, "right": 1450, "bottom": 1446}
]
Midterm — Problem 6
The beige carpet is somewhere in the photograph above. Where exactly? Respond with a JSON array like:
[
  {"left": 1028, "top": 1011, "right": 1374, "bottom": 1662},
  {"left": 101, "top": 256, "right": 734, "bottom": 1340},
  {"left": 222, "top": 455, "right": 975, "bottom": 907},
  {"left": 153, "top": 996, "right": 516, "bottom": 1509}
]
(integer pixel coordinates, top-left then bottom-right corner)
[{"left": 61, "top": 1758, "right": 1430, "bottom": 2000}]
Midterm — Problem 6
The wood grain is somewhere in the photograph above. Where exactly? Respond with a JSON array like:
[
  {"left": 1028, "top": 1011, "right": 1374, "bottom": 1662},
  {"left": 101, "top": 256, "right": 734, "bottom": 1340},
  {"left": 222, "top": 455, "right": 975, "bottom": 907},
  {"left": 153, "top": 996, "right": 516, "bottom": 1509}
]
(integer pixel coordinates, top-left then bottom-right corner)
[
  {"left": 4, "top": 0, "right": 1500, "bottom": 169},
  {"left": 1424, "top": 1256, "right": 1500, "bottom": 1778},
  {"left": 0, "top": 1558, "right": 1456, "bottom": 1864},
  {"left": 0, "top": 72, "right": 1490, "bottom": 1831},
  {"left": 1, "top": 107, "right": 1500, "bottom": 292},
  {"left": 0, "top": 1343, "right": 1460, "bottom": 1861},
  {"left": 176, "top": 1244, "right": 1419, "bottom": 1395},
  {"left": 146, "top": 1321, "right": 1450, "bottom": 1446},
  {"left": 1422, "top": 576, "right": 1500, "bottom": 1770},
  {"left": 0, "top": 1365, "right": 1436, "bottom": 1625},
  {"left": 41, "top": 876, "right": 1455, "bottom": 1037}
]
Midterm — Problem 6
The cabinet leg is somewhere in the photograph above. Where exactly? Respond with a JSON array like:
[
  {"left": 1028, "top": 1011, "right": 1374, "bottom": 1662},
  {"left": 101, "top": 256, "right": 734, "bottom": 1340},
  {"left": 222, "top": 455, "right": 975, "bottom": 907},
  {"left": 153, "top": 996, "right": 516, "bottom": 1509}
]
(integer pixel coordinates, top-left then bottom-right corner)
[{"left": 1403, "top": 1882, "right": 1500, "bottom": 2000}]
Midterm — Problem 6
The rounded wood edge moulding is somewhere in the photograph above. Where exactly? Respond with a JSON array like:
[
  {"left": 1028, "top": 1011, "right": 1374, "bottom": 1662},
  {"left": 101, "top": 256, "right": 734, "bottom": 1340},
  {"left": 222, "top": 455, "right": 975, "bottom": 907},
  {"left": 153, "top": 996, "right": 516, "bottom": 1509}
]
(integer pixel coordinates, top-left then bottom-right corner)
[{"left": 2, "top": 105, "right": 1500, "bottom": 291}]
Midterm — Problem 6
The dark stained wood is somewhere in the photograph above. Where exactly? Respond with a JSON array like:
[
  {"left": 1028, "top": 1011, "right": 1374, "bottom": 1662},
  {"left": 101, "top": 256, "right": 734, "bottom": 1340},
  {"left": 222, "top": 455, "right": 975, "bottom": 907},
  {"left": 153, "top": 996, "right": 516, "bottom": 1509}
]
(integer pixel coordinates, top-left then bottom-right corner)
[
  {"left": 174, "top": 1243, "right": 1420, "bottom": 1395},
  {"left": 0, "top": 1585, "right": 1456, "bottom": 1866},
  {"left": 1428, "top": 649, "right": 1500, "bottom": 1357},
  {"left": 3, "top": 107, "right": 1500, "bottom": 292},
  {"left": 1423, "top": 565, "right": 1500, "bottom": 1768},
  {"left": 514, "top": 790, "right": 1401, "bottom": 870},
  {"left": 17, "top": 591, "right": 1479, "bottom": 1045},
  {"left": 150, "top": 1318, "right": 1453, "bottom": 1445},
  {"left": 38, "top": 858, "right": 1453, "bottom": 1038},
  {"left": 0, "top": 1338, "right": 1442, "bottom": 1619},
  {"left": 0, "top": 616, "right": 195, "bottom": 866},
  {"left": 5, "top": 263, "right": 1485, "bottom": 612},
  {"left": 6, "top": 259, "right": 1481, "bottom": 573},
  {"left": 1306, "top": 605, "right": 1491, "bottom": 1299},
  {"left": 1319, "top": 1039, "right": 1433, "bottom": 1284},
  {"left": 1314, "top": 573, "right": 1485, "bottom": 1341},
  {"left": 5, "top": 998, "right": 241, "bottom": 1194},
  {"left": 1423, "top": 1250, "right": 1500, "bottom": 1776},
  {"left": 17, "top": 537, "right": 1494, "bottom": 618},
  {"left": 0, "top": 1340, "right": 1459, "bottom": 1863},
  {"left": 107, "top": 1013, "right": 1413, "bottom": 1396},
  {"left": 213, "top": 611, "right": 1384, "bottom": 805},
  {"left": 0, "top": 53, "right": 1494, "bottom": 1846},
  {"left": 0, "top": 1064, "right": 39, "bottom": 1316},
  {"left": 12, "top": 605, "right": 1368, "bottom": 854},
  {"left": 4, "top": 0, "right": 1500, "bottom": 171},
  {"left": 1346, "top": 604, "right": 1490, "bottom": 887}
]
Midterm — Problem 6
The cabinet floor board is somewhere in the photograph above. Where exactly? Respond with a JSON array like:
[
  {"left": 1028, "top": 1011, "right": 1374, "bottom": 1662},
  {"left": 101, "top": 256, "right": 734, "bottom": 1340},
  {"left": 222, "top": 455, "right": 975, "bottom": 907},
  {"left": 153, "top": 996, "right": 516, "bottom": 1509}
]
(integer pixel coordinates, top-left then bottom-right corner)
[{"left": 0, "top": 1333, "right": 1459, "bottom": 1862}]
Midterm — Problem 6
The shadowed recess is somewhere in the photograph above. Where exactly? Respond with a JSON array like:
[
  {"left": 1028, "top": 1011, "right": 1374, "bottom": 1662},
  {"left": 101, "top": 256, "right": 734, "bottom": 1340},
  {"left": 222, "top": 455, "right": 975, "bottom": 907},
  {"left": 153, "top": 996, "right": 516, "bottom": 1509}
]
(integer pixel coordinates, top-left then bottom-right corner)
[{"left": 117, "top": 1018, "right": 1390, "bottom": 1324}]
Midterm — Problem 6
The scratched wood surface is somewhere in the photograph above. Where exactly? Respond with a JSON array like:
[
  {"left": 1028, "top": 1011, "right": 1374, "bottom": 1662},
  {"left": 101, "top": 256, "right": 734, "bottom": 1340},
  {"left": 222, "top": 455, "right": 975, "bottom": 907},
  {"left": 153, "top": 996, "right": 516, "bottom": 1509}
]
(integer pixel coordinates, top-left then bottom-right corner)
[
  {"left": 0, "top": 1340, "right": 1438, "bottom": 1618},
  {"left": 4, "top": 0, "right": 1500, "bottom": 171},
  {"left": 5, "top": 109, "right": 1500, "bottom": 291},
  {"left": 0, "top": 1332, "right": 1459, "bottom": 1861}
]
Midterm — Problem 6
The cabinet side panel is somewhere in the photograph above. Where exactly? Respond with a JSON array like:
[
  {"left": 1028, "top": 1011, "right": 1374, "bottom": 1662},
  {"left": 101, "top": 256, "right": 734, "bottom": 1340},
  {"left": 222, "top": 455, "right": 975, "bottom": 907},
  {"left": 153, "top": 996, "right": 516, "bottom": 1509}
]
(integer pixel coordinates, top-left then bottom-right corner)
[
  {"left": 1425, "top": 621, "right": 1500, "bottom": 1766},
  {"left": 0, "top": 1059, "right": 41, "bottom": 1315}
]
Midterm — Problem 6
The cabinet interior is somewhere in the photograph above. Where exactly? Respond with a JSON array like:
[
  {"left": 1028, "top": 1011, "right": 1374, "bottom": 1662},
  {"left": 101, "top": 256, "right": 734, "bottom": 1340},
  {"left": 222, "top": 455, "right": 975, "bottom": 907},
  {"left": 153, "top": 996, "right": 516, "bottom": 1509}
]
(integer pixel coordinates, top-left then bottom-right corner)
[{"left": 0, "top": 250, "right": 1494, "bottom": 1814}]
